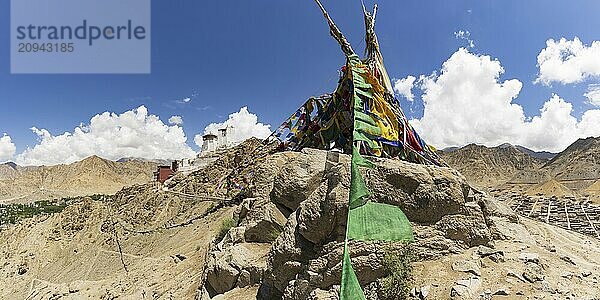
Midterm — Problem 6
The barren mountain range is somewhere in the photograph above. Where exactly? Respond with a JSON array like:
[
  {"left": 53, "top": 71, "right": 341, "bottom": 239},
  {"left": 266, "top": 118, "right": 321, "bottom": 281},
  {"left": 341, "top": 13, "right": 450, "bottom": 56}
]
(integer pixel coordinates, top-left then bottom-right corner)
[
  {"left": 0, "top": 156, "right": 158, "bottom": 203},
  {"left": 438, "top": 143, "right": 549, "bottom": 189},
  {"left": 531, "top": 137, "right": 600, "bottom": 190},
  {"left": 439, "top": 137, "right": 600, "bottom": 198}
]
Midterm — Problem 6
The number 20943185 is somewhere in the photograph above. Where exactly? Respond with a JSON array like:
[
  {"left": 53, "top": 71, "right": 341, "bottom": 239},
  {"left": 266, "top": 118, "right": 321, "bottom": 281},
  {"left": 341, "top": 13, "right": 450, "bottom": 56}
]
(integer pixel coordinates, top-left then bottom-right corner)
[{"left": 17, "top": 43, "right": 74, "bottom": 53}]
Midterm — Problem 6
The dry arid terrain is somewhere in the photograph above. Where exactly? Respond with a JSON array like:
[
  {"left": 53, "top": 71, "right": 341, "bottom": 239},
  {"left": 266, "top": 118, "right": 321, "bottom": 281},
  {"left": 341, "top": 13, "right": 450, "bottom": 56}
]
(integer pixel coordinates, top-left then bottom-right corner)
[
  {"left": 439, "top": 143, "right": 548, "bottom": 189},
  {"left": 0, "top": 156, "right": 158, "bottom": 204},
  {"left": 0, "top": 139, "right": 599, "bottom": 299},
  {"left": 440, "top": 137, "right": 600, "bottom": 200}
]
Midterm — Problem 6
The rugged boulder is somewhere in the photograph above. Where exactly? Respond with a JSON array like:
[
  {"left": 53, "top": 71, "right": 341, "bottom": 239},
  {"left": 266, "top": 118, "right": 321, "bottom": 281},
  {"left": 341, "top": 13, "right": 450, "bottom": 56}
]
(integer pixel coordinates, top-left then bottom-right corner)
[
  {"left": 205, "top": 243, "right": 271, "bottom": 295},
  {"left": 239, "top": 201, "right": 287, "bottom": 243}
]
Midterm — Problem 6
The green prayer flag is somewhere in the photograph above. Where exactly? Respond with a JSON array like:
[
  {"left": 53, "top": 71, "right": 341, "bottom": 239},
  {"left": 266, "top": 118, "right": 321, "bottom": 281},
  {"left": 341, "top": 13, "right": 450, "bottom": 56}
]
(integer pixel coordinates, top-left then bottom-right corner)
[
  {"left": 352, "top": 146, "right": 374, "bottom": 168},
  {"left": 347, "top": 201, "right": 414, "bottom": 242},
  {"left": 349, "top": 157, "right": 370, "bottom": 209},
  {"left": 340, "top": 242, "right": 366, "bottom": 300},
  {"left": 341, "top": 53, "right": 415, "bottom": 300}
]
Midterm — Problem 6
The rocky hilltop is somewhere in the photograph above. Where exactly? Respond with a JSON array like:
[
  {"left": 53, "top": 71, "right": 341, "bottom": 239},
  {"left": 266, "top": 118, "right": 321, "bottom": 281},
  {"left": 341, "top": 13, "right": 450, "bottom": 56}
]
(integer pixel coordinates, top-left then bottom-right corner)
[
  {"left": 535, "top": 137, "right": 600, "bottom": 190},
  {"left": 512, "top": 145, "right": 556, "bottom": 160},
  {"left": 0, "top": 162, "right": 20, "bottom": 180},
  {"left": 0, "top": 156, "right": 157, "bottom": 203},
  {"left": 0, "top": 140, "right": 598, "bottom": 299},
  {"left": 507, "top": 137, "right": 600, "bottom": 194}
]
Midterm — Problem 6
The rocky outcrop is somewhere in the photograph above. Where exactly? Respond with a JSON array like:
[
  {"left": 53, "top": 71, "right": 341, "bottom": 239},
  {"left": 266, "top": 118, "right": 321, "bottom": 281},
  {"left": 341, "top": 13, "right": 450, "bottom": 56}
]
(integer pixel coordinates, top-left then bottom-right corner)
[
  {"left": 205, "top": 243, "right": 271, "bottom": 295},
  {"left": 365, "top": 158, "right": 471, "bottom": 224},
  {"left": 239, "top": 201, "right": 287, "bottom": 243},
  {"left": 270, "top": 151, "right": 328, "bottom": 212},
  {"left": 203, "top": 148, "right": 506, "bottom": 299}
]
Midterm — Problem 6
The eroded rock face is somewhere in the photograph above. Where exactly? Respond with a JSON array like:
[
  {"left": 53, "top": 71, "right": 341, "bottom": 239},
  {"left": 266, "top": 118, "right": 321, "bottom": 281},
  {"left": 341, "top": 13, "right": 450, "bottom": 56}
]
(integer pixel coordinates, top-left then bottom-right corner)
[
  {"left": 241, "top": 202, "right": 287, "bottom": 243},
  {"left": 262, "top": 211, "right": 315, "bottom": 295},
  {"left": 204, "top": 148, "right": 499, "bottom": 299},
  {"left": 365, "top": 159, "right": 471, "bottom": 224},
  {"left": 205, "top": 243, "right": 271, "bottom": 296},
  {"left": 435, "top": 202, "right": 491, "bottom": 248},
  {"left": 206, "top": 253, "right": 240, "bottom": 294},
  {"left": 296, "top": 160, "right": 350, "bottom": 245},
  {"left": 270, "top": 149, "right": 329, "bottom": 211}
]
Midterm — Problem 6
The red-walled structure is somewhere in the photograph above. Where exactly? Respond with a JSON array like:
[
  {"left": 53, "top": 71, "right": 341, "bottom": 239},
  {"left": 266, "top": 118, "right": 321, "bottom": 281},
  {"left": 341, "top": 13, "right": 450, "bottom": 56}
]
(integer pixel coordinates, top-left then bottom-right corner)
[{"left": 154, "top": 161, "right": 179, "bottom": 184}]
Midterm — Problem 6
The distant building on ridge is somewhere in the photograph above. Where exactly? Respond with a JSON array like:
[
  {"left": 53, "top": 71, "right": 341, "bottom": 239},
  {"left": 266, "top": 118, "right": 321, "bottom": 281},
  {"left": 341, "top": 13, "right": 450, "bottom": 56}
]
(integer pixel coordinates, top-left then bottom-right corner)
[
  {"left": 201, "top": 133, "right": 218, "bottom": 153},
  {"left": 201, "top": 126, "right": 235, "bottom": 155}
]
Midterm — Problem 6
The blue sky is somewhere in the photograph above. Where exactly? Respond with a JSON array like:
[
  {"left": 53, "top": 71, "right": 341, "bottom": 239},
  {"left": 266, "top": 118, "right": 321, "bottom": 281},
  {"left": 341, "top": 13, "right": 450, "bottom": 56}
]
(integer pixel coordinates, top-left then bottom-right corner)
[{"left": 1, "top": 0, "right": 600, "bottom": 164}]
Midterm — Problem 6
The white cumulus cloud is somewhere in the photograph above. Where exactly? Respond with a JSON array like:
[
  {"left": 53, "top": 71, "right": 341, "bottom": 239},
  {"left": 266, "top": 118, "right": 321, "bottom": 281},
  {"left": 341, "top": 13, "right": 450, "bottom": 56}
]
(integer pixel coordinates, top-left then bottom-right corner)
[
  {"left": 520, "top": 94, "right": 580, "bottom": 151},
  {"left": 393, "top": 75, "right": 416, "bottom": 101},
  {"left": 411, "top": 48, "right": 524, "bottom": 148},
  {"left": 193, "top": 134, "right": 204, "bottom": 149},
  {"left": 584, "top": 84, "right": 600, "bottom": 107},
  {"left": 16, "top": 106, "right": 196, "bottom": 166},
  {"left": 168, "top": 115, "right": 183, "bottom": 125},
  {"left": 536, "top": 37, "right": 600, "bottom": 85},
  {"left": 577, "top": 109, "right": 600, "bottom": 138},
  {"left": 194, "top": 107, "right": 271, "bottom": 150},
  {"left": 0, "top": 134, "right": 16, "bottom": 163},
  {"left": 409, "top": 48, "right": 600, "bottom": 153}
]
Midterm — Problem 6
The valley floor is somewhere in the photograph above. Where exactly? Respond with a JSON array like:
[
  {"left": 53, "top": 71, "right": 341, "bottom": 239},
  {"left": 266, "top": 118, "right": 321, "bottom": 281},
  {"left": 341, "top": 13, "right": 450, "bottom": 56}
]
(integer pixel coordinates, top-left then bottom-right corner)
[{"left": 0, "top": 197, "right": 233, "bottom": 300}]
